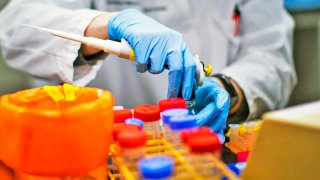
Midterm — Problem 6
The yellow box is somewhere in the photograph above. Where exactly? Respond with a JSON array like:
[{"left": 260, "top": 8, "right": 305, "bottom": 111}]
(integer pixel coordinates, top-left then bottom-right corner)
[{"left": 242, "top": 101, "right": 320, "bottom": 180}]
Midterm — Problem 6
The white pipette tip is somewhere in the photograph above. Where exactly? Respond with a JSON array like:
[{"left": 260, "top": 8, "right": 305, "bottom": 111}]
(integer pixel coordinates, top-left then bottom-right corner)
[
  {"left": 19, "top": 24, "right": 124, "bottom": 59},
  {"left": 19, "top": 23, "right": 89, "bottom": 45},
  {"left": 19, "top": 23, "right": 45, "bottom": 32}
]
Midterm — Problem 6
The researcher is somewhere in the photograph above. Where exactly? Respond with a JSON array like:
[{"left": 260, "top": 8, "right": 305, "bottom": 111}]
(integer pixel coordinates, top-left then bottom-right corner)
[{"left": 0, "top": 0, "right": 297, "bottom": 141}]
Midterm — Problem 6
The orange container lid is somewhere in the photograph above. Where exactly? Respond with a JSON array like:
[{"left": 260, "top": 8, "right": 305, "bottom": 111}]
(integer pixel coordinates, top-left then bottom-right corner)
[
  {"left": 117, "top": 131, "right": 147, "bottom": 148},
  {"left": 112, "top": 124, "right": 141, "bottom": 141},
  {"left": 187, "top": 134, "right": 222, "bottom": 154},
  {"left": 114, "top": 109, "right": 132, "bottom": 124},
  {"left": 134, "top": 104, "right": 160, "bottom": 122},
  {"left": 158, "top": 98, "right": 186, "bottom": 112},
  {"left": 0, "top": 85, "right": 114, "bottom": 176},
  {"left": 180, "top": 127, "right": 213, "bottom": 144}
]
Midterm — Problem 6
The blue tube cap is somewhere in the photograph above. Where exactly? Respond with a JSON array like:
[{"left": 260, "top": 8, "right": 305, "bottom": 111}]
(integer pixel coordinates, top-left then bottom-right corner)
[
  {"left": 124, "top": 118, "right": 144, "bottom": 128},
  {"left": 138, "top": 156, "right": 174, "bottom": 179},
  {"left": 169, "top": 115, "right": 197, "bottom": 130},
  {"left": 227, "top": 162, "right": 247, "bottom": 177},
  {"left": 162, "top": 108, "right": 189, "bottom": 124}
]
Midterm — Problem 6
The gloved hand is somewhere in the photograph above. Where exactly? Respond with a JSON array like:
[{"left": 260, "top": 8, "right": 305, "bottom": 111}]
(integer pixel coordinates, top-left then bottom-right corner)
[
  {"left": 194, "top": 77, "right": 230, "bottom": 142},
  {"left": 108, "top": 9, "right": 196, "bottom": 100}
]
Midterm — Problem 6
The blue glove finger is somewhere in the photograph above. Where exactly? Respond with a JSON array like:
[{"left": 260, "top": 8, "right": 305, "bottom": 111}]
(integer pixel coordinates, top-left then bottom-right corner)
[
  {"left": 181, "top": 47, "right": 196, "bottom": 100},
  {"left": 136, "top": 35, "right": 169, "bottom": 74},
  {"left": 216, "top": 128, "right": 226, "bottom": 143},
  {"left": 206, "top": 104, "right": 228, "bottom": 132},
  {"left": 147, "top": 37, "right": 167, "bottom": 74},
  {"left": 134, "top": 36, "right": 152, "bottom": 73},
  {"left": 194, "top": 101, "right": 227, "bottom": 142},
  {"left": 208, "top": 79, "right": 230, "bottom": 111},
  {"left": 194, "top": 83, "right": 214, "bottom": 111},
  {"left": 108, "top": 9, "right": 152, "bottom": 41},
  {"left": 193, "top": 77, "right": 230, "bottom": 142},
  {"left": 194, "top": 102, "right": 219, "bottom": 127},
  {"left": 134, "top": 35, "right": 170, "bottom": 73},
  {"left": 208, "top": 114, "right": 227, "bottom": 143},
  {"left": 167, "top": 51, "right": 184, "bottom": 98}
]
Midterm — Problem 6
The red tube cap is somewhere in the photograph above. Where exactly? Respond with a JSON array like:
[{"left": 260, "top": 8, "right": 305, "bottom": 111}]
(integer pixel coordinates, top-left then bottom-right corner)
[
  {"left": 187, "top": 134, "right": 222, "bottom": 154},
  {"left": 112, "top": 124, "right": 141, "bottom": 141},
  {"left": 237, "top": 151, "right": 250, "bottom": 162},
  {"left": 118, "top": 131, "right": 147, "bottom": 148},
  {"left": 180, "top": 127, "right": 213, "bottom": 144},
  {"left": 114, "top": 109, "right": 132, "bottom": 124},
  {"left": 134, "top": 104, "right": 160, "bottom": 122},
  {"left": 159, "top": 98, "right": 186, "bottom": 112}
]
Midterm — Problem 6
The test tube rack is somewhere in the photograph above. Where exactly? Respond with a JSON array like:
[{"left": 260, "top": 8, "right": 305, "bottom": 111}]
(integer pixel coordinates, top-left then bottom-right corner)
[{"left": 107, "top": 138, "right": 239, "bottom": 180}]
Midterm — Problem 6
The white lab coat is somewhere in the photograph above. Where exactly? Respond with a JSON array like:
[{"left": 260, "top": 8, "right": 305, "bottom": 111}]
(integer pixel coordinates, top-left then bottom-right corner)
[{"left": 0, "top": 0, "right": 297, "bottom": 119}]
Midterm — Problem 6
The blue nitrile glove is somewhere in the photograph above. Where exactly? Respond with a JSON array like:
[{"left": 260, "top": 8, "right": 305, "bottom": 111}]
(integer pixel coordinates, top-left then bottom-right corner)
[
  {"left": 194, "top": 77, "right": 230, "bottom": 142},
  {"left": 108, "top": 9, "right": 196, "bottom": 100}
]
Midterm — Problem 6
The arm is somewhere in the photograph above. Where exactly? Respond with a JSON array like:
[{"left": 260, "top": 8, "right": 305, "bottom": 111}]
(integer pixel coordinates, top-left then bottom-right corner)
[
  {"left": 81, "top": 13, "right": 115, "bottom": 56},
  {"left": 0, "top": 3, "right": 196, "bottom": 99},
  {"left": 193, "top": 0, "right": 296, "bottom": 140},
  {"left": 0, "top": 0, "right": 112, "bottom": 85},
  {"left": 221, "top": 0, "right": 297, "bottom": 119}
]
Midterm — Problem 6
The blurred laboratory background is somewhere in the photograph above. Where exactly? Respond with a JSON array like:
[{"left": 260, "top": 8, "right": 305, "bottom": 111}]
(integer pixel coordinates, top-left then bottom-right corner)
[{"left": 0, "top": 0, "right": 320, "bottom": 107}]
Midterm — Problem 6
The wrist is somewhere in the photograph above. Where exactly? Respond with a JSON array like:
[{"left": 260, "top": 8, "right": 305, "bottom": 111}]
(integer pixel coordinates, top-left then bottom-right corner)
[
  {"left": 229, "top": 79, "right": 243, "bottom": 114},
  {"left": 211, "top": 77, "right": 225, "bottom": 88},
  {"left": 81, "top": 12, "right": 117, "bottom": 56},
  {"left": 211, "top": 74, "right": 244, "bottom": 115}
]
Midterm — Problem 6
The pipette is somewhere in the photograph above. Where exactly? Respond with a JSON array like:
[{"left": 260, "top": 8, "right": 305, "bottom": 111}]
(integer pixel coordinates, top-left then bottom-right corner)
[{"left": 20, "top": 24, "right": 212, "bottom": 86}]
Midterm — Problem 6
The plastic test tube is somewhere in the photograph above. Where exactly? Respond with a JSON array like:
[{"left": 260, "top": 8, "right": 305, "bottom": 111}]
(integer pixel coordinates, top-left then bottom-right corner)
[
  {"left": 134, "top": 104, "right": 161, "bottom": 140},
  {"left": 228, "top": 124, "right": 240, "bottom": 150},
  {"left": 168, "top": 115, "right": 197, "bottom": 149},
  {"left": 245, "top": 121, "right": 261, "bottom": 151},
  {"left": 237, "top": 124, "right": 249, "bottom": 151},
  {"left": 110, "top": 124, "right": 141, "bottom": 167},
  {"left": 124, "top": 118, "right": 144, "bottom": 128},
  {"left": 186, "top": 134, "right": 222, "bottom": 177},
  {"left": 159, "top": 98, "right": 187, "bottom": 131},
  {"left": 162, "top": 108, "right": 189, "bottom": 139},
  {"left": 243, "top": 121, "right": 256, "bottom": 150},
  {"left": 138, "top": 156, "right": 174, "bottom": 180},
  {"left": 117, "top": 131, "right": 147, "bottom": 167},
  {"left": 110, "top": 114, "right": 137, "bottom": 166}
]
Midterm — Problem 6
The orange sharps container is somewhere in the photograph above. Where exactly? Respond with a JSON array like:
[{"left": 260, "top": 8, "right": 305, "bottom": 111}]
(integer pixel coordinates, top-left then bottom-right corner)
[
  {"left": 0, "top": 85, "right": 114, "bottom": 179},
  {"left": 0, "top": 161, "right": 14, "bottom": 180}
]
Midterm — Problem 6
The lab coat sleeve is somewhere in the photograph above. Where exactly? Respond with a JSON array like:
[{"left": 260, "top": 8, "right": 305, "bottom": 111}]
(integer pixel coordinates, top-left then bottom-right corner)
[
  {"left": 0, "top": 0, "right": 104, "bottom": 86},
  {"left": 221, "top": 0, "right": 297, "bottom": 119}
]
